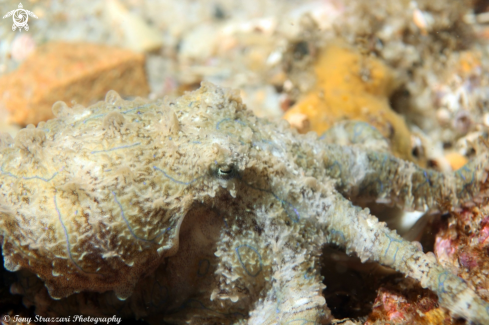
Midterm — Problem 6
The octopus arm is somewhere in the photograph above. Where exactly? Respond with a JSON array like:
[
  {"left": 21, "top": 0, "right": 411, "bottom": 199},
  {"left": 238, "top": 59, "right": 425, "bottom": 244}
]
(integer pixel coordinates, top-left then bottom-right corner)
[
  {"left": 245, "top": 238, "right": 330, "bottom": 324},
  {"left": 210, "top": 210, "right": 331, "bottom": 324},
  {"left": 321, "top": 144, "right": 489, "bottom": 211},
  {"left": 318, "top": 192, "right": 489, "bottom": 324}
]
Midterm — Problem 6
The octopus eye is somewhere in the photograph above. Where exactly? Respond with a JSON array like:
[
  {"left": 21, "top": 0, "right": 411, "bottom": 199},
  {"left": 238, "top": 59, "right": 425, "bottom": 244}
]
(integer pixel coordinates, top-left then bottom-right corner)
[{"left": 217, "top": 164, "right": 236, "bottom": 180}]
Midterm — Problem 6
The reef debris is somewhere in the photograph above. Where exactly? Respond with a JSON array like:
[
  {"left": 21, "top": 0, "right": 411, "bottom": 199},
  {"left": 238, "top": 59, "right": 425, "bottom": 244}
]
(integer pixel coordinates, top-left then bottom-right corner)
[
  {"left": 435, "top": 203, "right": 489, "bottom": 304},
  {"left": 0, "top": 41, "right": 150, "bottom": 126}
]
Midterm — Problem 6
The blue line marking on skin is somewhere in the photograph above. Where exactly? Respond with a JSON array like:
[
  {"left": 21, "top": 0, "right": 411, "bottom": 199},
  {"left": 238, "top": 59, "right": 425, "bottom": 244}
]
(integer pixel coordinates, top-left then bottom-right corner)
[
  {"left": 455, "top": 165, "right": 476, "bottom": 197},
  {"left": 329, "top": 229, "right": 346, "bottom": 243},
  {"left": 153, "top": 166, "right": 203, "bottom": 185},
  {"left": 384, "top": 233, "right": 403, "bottom": 264},
  {"left": 380, "top": 153, "right": 388, "bottom": 170},
  {"left": 244, "top": 183, "right": 300, "bottom": 223},
  {"left": 285, "top": 320, "right": 317, "bottom": 325},
  {"left": 215, "top": 118, "right": 250, "bottom": 144},
  {"left": 276, "top": 296, "right": 281, "bottom": 313},
  {"left": 235, "top": 244, "right": 263, "bottom": 277},
  {"left": 1, "top": 164, "right": 59, "bottom": 182},
  {"left": 423, "top": 170, "right": 432, "bottom": 186},
  {"left": 376, "top": 178, "right": 384, "bottom": 194},
  {"left": 413, "top": 169, "right": 434, "bottom": 195},
  {"left": 278, "top": 197, "right": 300, "bottom": 223},
  {"left": 352, "top": 122, "right": 381, "bottom": 144},
  {"left": 325, "top": 160, "right": 342, "bottom": 178},
  {"left": 149, "top": 278, "right": 169, "bottom": 308},
  {"left": 91, "top": 142, "right": 141, "bottom": 154},
  {"left": 260, "top": 139, "right": 275, "bottom": 146},
  {"left": 437, "top": 271, "right": 450, "bottom": 294},
  {"left": 197, "top": 259, "right": 210, "bottom": 276},
  {"left": 216, "top": 118, "right": 247, "bottom": 131},
  {"left": 79, "top": 104, "right": 153, "bottom": 125},
  {"left": 304, "top": 267, "right": 315, "bottom": 280},
  {"left": 359, "top": 177, "right": 384, "bottom": 197},
  {"left": 121, "top": 103, "right": 152, "bottom": 114},
  {"left": 456, "top": 165, "right": 469, "bottom": 181},
  {"left": 359, "top": 153, "right": 393, "bottom": 194},
  {"left": 112, "top": 192, "right": 167, "bottom": 243},
  {"left": 54, "top": 195, "right": 94, "bottom": 274},
  {"left": 83, "top": 113, "right": 107, "bottom": 123},
  {"left": 352, "top": 122, "right": 367, "bottom": 143}
]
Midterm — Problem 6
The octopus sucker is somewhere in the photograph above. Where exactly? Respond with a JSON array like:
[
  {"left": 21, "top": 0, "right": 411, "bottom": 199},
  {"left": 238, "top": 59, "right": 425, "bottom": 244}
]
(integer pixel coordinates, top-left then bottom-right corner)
[{"left": 1, "top": 82, "right": 489, "bottom": 324}]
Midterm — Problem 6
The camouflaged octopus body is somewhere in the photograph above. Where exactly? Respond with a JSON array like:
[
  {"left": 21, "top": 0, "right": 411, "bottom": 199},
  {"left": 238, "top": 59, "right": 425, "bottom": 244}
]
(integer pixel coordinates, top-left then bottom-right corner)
[
  {"left": 0, "top": 87, "right": 242, "bottom": 299},
  {"left": 2, "top": 82, "right": 489, "bottom": 324}
]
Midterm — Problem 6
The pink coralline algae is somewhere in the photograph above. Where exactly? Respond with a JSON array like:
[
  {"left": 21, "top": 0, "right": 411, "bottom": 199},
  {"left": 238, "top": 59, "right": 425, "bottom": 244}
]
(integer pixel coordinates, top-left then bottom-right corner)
[{"left": 435, "top": 206, "right": 489, "bottom": 303}]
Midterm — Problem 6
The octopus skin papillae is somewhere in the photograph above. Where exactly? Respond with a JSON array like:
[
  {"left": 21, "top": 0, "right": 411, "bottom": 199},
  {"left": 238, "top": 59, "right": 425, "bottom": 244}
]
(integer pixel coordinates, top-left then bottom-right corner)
[{"left": 1, "top": 82, "right": 489, "bottom": 324}]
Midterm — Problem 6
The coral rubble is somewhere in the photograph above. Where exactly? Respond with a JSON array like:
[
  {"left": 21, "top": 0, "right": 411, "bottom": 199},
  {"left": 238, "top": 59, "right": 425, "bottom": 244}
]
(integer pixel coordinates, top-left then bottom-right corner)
[
  {"left": 365, "top": 278, "right": 452, "bottom": 325},
  {"left": 435, "top": 204, "right": 489, "bottom": 304}
]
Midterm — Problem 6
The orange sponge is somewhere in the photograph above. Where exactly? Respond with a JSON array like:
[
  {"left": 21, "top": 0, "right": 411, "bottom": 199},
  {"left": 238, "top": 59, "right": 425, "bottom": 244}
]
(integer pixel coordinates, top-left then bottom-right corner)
[{"left": 284, "top": 42, "right": 414, "bottom": 161}]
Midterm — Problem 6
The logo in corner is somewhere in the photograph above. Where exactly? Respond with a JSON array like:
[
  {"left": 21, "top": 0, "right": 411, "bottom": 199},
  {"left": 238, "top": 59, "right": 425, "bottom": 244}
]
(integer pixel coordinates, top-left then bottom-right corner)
[{"left": 3, "top": 3, "right": 38, "bottom": 32}]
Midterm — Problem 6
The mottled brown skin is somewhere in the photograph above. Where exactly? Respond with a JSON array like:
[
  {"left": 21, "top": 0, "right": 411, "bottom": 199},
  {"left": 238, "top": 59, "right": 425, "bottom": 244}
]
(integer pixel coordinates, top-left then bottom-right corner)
[{"left": 1, "top": 82, "right": 489, "bottom": 324}]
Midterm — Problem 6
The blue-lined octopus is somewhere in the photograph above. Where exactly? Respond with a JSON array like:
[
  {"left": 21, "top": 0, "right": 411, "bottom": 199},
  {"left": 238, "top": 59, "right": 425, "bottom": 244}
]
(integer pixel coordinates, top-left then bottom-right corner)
[{"left": 1, "top": 82, "right": 489, "bottom": 324}]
